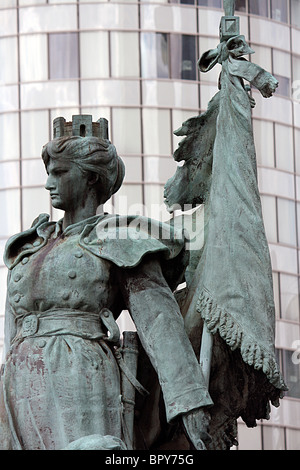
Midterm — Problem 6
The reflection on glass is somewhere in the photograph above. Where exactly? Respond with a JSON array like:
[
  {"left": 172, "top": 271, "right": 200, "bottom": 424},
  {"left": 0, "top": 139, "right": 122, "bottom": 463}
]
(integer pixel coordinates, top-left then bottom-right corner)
[
  {"left": 286, "top": 428, "right": 300, "bottom": 450},
  {"left": 274, "top": 124, "right": 294, "bottom": 172},
  {"left": 291, "top": 0, "right": 300, "bottom": 29},
  {"left": 49, "top": 33, "right": 79, "bottom": 79},
  {"left": 111, "top": 32, "right": 140, "bottom": 78},
  {"left": 277, "top": 198, "right": 297, "bottom": 246},
  {"left": 260, "top": 195, "right": 277, "bottom": 243},
  {"left": 198, "top": 0, "right": 222, "bottom": 8},
  {"left": 236, "top": 0, "right": 246, "bottom": 12},
  {"left": 0, "top": 113, "right": 20, "bottom": 161},
  {"left": 262, "top": 426, "right": 285, "bottom": 450},
  {"left": 273, "top": 74, "right": 291, "bottom": 97},
  {"left": 141, "top": 33, "right": 169, "bottom": 79},
  {"left": 80, "top": 31, "right": 109, "bottom": 79},
  {"left": 0, "top": 189, "right": 21, "bottom": 237},
  {"left": 271, "top": 0, "right": 288, "bottom": 23},
  {"left": 282, "top": 350, "right": 300, "bottom": 399},
  {"left": 141, "top": 33, "right": 197, "bottom": 81},
  {"left": 0, "top": 37, "right": 18, "bottom": 84},
  {"left": 170, "top": 35, "right": 196, "bottom": 80},
  {"left": 22, "top": 187, "right": 50, "bottom": 230},
  {"left": 280, "top": 274, "right": 300, "bottom": 322},
  {"left": 249, "top": 0, "right": 268, "bottom": 17}
]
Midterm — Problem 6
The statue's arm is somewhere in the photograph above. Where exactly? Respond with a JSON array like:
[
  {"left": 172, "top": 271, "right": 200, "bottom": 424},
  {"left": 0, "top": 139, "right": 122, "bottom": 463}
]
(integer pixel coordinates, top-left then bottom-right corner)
[{"left": 116, "top": 256, "right": 213, "bottom": 424}]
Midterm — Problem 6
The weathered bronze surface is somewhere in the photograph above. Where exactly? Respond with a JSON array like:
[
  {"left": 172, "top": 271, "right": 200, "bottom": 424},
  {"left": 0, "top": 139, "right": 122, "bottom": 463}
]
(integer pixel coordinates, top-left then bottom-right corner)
[{"left": 0, "top": 1, "right": 287, "bottom": 451}]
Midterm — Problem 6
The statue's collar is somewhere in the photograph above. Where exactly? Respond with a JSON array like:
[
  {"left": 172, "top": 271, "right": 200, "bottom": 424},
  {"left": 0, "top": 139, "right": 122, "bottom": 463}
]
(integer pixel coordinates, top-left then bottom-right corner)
[{"left": 40, "top": 214, "right": 107, "bottom": 239}]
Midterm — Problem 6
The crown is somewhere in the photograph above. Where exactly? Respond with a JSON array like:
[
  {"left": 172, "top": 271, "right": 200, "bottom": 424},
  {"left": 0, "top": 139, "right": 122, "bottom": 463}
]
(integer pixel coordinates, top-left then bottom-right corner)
[{"left": 53, "top": 115, "right": 109, "bottom": 140}]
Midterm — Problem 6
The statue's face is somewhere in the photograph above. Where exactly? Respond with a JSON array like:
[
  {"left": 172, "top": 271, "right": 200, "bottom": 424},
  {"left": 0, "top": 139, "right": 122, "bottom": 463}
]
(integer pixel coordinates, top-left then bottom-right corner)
[{"left": 45, "top": 158, "right": 90, "bottom": 211}]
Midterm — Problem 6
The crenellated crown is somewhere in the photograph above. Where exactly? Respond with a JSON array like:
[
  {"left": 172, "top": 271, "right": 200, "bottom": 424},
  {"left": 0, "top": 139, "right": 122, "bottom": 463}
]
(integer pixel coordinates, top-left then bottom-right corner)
[{"left": 53, "top": 115, "right": 109, "bottom": 140}]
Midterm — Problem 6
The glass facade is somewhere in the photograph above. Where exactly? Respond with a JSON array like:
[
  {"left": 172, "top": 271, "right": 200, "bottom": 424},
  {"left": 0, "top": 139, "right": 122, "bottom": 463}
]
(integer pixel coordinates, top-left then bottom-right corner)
[{"left": 0, "top": 0, "right": 300, "bottom": 450}]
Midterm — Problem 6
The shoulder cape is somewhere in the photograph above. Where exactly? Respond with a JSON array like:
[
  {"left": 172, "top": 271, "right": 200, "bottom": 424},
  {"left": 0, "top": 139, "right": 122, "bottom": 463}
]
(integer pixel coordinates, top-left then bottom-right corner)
[{"left": 4, "top": 213, "right": 188, "bottom": 291}]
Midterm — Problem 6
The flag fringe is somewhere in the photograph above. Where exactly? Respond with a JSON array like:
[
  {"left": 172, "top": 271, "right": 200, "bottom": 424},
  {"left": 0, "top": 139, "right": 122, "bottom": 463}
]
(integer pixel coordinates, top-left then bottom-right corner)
[{"left": 196, "top": 289, "right": 288, "bottom": 396}]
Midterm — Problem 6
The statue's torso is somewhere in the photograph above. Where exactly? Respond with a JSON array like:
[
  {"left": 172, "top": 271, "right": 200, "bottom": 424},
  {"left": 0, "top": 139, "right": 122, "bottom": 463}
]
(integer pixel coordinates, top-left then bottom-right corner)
[{"left": 7, "top": 224, "right": 119, "bottom": 319}]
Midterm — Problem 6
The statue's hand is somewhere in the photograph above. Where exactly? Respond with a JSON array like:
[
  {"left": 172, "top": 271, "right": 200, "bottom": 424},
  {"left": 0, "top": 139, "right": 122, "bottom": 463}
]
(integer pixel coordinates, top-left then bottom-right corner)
[
  {"left": 259, "top": 74, "right": 278, "bottom": 98},
  {"left": 182, "top": 407, "right": 211, "bottom": 450}
]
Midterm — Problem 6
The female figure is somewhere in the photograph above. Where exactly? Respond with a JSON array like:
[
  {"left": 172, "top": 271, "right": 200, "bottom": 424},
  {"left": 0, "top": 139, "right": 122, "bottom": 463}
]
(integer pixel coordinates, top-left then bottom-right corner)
[{"left": 0, "top": 127, "right": 212, "bottom": 450}]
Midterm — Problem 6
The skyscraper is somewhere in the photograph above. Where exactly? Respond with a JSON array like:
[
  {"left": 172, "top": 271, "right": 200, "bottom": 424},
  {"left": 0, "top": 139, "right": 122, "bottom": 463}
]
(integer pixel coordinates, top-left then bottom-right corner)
[{"left": 0, "top": 0, "right": 299, "bottom": 449}]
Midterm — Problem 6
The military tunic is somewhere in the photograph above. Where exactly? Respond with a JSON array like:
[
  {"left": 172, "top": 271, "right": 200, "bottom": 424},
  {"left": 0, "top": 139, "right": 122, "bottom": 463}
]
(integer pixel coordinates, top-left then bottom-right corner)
[{"left": 1, "top": 213, "right": 212, "bottom": 450}]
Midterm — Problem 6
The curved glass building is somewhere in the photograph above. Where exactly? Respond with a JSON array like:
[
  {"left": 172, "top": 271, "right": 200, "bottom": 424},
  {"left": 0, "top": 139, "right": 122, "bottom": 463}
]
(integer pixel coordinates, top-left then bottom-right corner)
[{"left": 0, "top": 0, "right": 300, "bottom": 449}]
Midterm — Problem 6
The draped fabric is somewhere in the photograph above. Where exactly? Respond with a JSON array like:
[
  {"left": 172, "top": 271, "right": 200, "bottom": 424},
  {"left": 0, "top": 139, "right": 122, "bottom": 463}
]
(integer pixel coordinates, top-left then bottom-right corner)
[
  {"left": 184, "top": 40, "right": 287, "bottom": 392},
  {"left": 172, "top": 37, "right": 288, "bottom": 447}
]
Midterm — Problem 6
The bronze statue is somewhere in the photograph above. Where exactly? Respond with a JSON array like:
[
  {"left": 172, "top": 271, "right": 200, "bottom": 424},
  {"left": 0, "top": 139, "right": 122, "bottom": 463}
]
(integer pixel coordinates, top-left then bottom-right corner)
[
  {"left": 0, "top": 1, "right": 287, "bottom": 451},
  {"left": 0, "top": 116, "right": 214, "bottom": 450}
]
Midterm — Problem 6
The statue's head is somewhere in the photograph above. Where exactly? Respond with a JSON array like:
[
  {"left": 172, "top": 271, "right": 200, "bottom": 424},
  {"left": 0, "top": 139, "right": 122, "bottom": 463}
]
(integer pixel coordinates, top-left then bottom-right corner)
[{"left": 41, "top": 116, "right": 125, "bottom": 209}]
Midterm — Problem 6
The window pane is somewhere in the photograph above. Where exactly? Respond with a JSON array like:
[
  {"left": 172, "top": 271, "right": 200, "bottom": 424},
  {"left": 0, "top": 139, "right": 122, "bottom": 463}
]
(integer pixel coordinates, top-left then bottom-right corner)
[
  {"left": 280, "top": 274, "right": 300, "bottom": 322},
  {"left": 0, "top": 9, "right": 17, "bottom": 36},
  {"left": 275, "top": 124, "right": 294, "bottom": 172},
  {"left": 49, "top": 33, "right": 79, "bottom": 79},
  {"left": 170, "top": 35, "right": 196, "bottom": 81},
  {"left": 22, "top": 159, "right": 47, "bottom": 187},
  {"left": 157, "top": 33, "right": 169, "bottom": 79},
  {"left": 21, "top": 111, "right": 49, "bottom": 159},
  {"left": 236, "top": 0, "right": 246, "bottom": 12},
  {"left": 142, "top": 108, "right": 171, "bottom": 156},
  {"left": 80, "top": 31, "right": 109, "bottom": 79},
  {"left": 282, "top": 350, "right": 300, "bottom": 399},
  {"left": 273, "top": 74, "right": 291, "bottom": 97},
  {"left": 271, "top": 0, "right": 288, "bottom": 23},
  {"left": 292, "top": 55, "right": 300, "bottom": 85},
  {"left": 260, "top": 195, "right": 277, "bottom": 243},
  {"left": 297, "top": 202, "right": 300, "bottom": 247},
  {"left": 273, "top": 272, "right": 280, "bottom": 319},
  {"left": 0, "top": 161, "right": 20, "bottom": 189},
  {"left": 0, "top": 0, "right": 17, "bottom": 7},
  {"left": 286, "top": 428, "right": 300, "bottom": 450},
  {"left": 19, "top": 0, "right": 46, "bottom": 4},
  {"left": 251, "top": 44, "right": 272, "bottom": 71},
  {"left": 291, "top": 0, "right": 300, "bottom": 29},
  {"left": 20, "top": 34, "right": 48, "bottom": 82},
  {"left": 141, "top": 33, "right": 169, "bottom": 79},
  {"left": 253, "top": 119, "right": 274, "bottom": 168},
  {"left": 113, "top": 184, "right": 143, "bottom": 216},
  {"left": 197, "top": 0, "right": 221, "bottom": 7},
  {"left": 273, "top": 49, "right": 291, "bottom": 78},
  {"left": 19, "top": 5, "right": 77, "bottom": 33},
  {"left": 249, "top": 0, "right": 269, "bottom": 17},
  {"left": 277, "top": 198, "right": 297, "bottom": 246},
  {"left": 262, "top": 426, "right": 285, "bottom": 450},
  {"left": 237, "top": 423, "right": 262, "bottom": 450},
  {"left": 121, "top": 157, "right": 142, "bottom": 183},
  {"left": 22, "top": 187, "right": 50, "bottom": 230},
  {"left": 112, "top": 108, "right": 141, "bottom": 155},
  {"left": 144, "top": 156, "right": 177, "bottom": 183},
  {"left": 111, "top": 32, "right": 139, "bottom": 78},
  {"left": 0, "top": 189, "right": 21, "bottom": 237},
  {"left": 0, "top": 113, "right": 20, "bottom": 161},
  {"left": 144, "top": 184, "right": 170, "bottom": 221},
  {"left": 21, "top": 81, "right": 79, "bottom": 109},
  {"left": 0, "top": 37, "right": 18, "bottom": 84}
]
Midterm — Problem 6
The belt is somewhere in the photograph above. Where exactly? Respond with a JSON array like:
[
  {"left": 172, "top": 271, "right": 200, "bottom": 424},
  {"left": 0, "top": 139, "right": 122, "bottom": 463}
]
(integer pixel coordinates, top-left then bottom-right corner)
[{"left": 14, "top": 308, "right": 119, "bottom": 343}]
